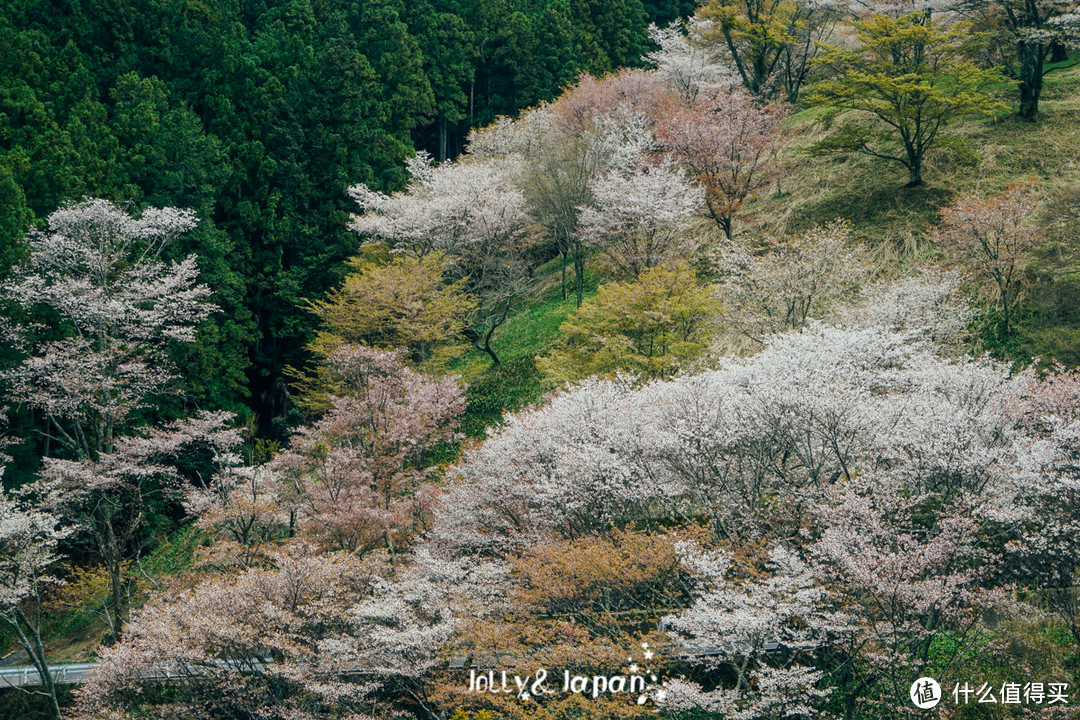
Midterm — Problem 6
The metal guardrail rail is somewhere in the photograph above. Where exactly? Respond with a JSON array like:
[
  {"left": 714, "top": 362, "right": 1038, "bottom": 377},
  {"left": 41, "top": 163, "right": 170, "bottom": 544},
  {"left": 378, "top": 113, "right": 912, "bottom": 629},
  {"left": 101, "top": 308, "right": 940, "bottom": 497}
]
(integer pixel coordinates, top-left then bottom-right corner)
[{"left": 0, "top": 663, "right": 100, "bottom": 688}]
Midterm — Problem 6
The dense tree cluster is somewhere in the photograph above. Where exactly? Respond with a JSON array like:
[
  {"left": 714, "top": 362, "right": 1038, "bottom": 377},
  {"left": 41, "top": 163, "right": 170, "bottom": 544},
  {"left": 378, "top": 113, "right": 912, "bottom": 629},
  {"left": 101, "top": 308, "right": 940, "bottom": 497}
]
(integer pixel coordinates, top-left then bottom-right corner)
[
  {"left": 63, "top": 275, "right": 1080, "bottom": 720},
  {"left": 0, "top": 0, "right": 674, "bottom": 437},
  {"left": 1, "top": 1, "right": 1078, "bottom": 719}
]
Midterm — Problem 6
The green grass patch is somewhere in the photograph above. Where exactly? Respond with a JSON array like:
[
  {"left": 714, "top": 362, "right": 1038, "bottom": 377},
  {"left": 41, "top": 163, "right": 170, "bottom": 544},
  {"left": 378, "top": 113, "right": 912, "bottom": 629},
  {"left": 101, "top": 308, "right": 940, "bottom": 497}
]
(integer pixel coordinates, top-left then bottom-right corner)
[
  {"left": 452, "top": 294, "right": 586, "bottom": 438},
  {"left": 459, "top": 355, "right": 547, "bottom": 438},
  {"left": 141, "top": 523, "right": 207, "bottom": 578},
  {"left": 446, "top": 260, "right": 606, "bottom": 438}
]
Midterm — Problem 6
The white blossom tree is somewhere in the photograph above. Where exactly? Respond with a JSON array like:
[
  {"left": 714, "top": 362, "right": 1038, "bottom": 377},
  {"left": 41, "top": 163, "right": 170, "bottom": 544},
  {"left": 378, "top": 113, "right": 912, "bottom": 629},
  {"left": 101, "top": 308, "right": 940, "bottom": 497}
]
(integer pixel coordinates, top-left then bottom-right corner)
[
  {"left": 644, "top": 20, "right": 738, "bottom": 100},
  {"left": 0, "top": 494, "right": 70, "bottom": 719},
  {"left": 71, "top": 543, "right": 510, "bottom": 720},
  {"left": 0, "top": 198, "right": 213, "bottom": 459},
  {"left": 0, "top": 198, "right": 241, "bottom": 642},
  {"left": 436, "top": 316, "right": 1029, "bottom": 719},
  {"left": 580, "top": 158, "right": 705, "bottom": 279},
  {"left": 349, "top": 155, "right": 533, "bottom": 364},
  {"left": 661, "top": 543, "right": 833, "bottom": 719},
  {"left": 715, "top": 219, "right": 868, "bottom": 340},
  {"left": 998, "top": 365, "right": 1080, "bottom": 644}
]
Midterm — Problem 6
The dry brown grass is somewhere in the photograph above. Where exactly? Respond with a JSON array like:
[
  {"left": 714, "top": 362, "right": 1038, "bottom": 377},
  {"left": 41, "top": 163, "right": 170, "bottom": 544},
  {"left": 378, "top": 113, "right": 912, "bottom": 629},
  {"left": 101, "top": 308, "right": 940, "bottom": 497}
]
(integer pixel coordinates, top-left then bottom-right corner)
[{"left": 740, "top": 64, "right": 1080, "bottom": 267}]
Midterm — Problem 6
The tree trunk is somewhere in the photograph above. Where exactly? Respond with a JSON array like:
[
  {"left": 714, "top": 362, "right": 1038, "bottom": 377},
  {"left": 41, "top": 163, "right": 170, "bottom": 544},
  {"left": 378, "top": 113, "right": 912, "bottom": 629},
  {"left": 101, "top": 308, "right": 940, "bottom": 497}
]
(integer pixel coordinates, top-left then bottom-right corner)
[
  {"left": 705, "top": 194, "right": 734, "bottom": 239},
  {"left": 5, "top": 608, "right": 62, "bottom": 720},
  {"left": 1017, "top": 40, "right": 1046, "bottom": 120},
  {"left": 463, "top": 327, "right": 501, "bottom": 365},
  {"left": 1050, "top": 40, "right": 1068, "bottom": 63},
  {"left": 1001, "top": 284, "right": 1013, "bottom": 338},
  {"left": 905, "top": 156, "right": 923, "bottom": 187},
  {"left": 574, "top": 250, "right": 585, "bottom": 307},
  {"left": 98, "top": 512, "right": 125, "bottom": 644},
  {"left": 560, "top": 249, "right": 568, "bottom": 301},
  {"left": 481, "top": 340, "right": 500, "bottom": 365},
  {"left": 719, "top": 215, "right": 733, "bottom": 240},
  {"left": 1018, "top": 80, "right": 1040, "bottom": 120},
  {"left": 438, "top": 113, "right": 448, "bottom": 162}
]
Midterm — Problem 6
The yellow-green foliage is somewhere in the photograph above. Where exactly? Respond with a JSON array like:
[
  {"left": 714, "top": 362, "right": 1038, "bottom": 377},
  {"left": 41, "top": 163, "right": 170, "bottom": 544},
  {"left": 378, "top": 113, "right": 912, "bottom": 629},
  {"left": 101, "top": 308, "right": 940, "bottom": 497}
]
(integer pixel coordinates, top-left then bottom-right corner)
[
  {"left": 292, "top": 249, "right": 473, "bottom": 412},
  {"left": 310, "top": 249, "right": 473, "bottom": 361},
  {"left": 539, "top": 262, "right": 720, "bottom": 385},
  {"left": 809, "top": 13, "right": 1012, "bottom": 186}
]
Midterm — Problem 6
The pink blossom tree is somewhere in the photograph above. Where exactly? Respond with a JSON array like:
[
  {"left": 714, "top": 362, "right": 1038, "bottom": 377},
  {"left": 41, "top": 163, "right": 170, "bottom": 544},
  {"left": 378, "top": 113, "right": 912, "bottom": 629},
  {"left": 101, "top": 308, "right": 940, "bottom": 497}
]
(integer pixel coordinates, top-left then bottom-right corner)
[
  {"left": 72, "top": 545, "right": 382, "bottom": 720},
  {"left": 654, "top": 90, "right": 786, "bottom": 239},
  {"left": 34, "top": 411, "right": 242, "bottom": 641},
  {"left": 808, "top": 477, "right": 1014, "bottom": 720},
  {"left": 272, "top": 345, "right": 465, "bottom": 559},
  {"left": 931, "top": 181, "right": 1043, "bottom": 338},
  {"left": 185, "top": 464, "right": 289, "bottom": 570}
]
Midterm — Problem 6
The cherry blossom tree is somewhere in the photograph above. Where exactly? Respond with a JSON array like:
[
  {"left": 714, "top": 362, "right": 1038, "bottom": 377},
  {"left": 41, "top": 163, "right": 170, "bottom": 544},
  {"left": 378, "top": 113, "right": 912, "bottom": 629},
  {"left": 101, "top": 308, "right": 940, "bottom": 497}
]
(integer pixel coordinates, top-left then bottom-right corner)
[
  {"left": 931, "top": 181, "right": 1043, "bottom": 338},
  {"left": 0, "top": 493, "right": 70, "bottom": 719},
  {"left": 553, "top": 69, "right": 668, "bottom": 139},
  {"left": 71, "top": 545, "right": 381, "bottom": 720},
  {"left": 715, "top": 219, "right": 868, "bottom": 340},
  {"left": 444, "top": 323, "right": 986, "bottom": 549},
  {"left": 465, "top": 103, "right": 558, "bottom": 163},
  {"left": 272, "top": 345, "right": 465, "bottom": 559},
  {"left": 185, "top": 463, "right": 289, "bottom": 570},
  {"left": 644, "top": 20, "right": 738, "bottom": 101},
  {"left": 0, "top": 198, "right": 213, "bottom": 460},
  {"left": 580, "top": 158, "right": 705, "bottom": 279},
  {"left": 838, "top": 269, "right": 973, "bottom": 349},
  {"left": 34, "top": 411, "right": 242, "bottom": 641},
  {"left": 0, "top": 198, "right": 241, "bottom": 642},
  {"left": 998, "top": 365, "right": 1080, "bottom": 644},
  {"left": 660, "top": 543, "right": 833, "bottom": 720},
  {"left": 659, "top": 476, "right": 1015, "bottom": 720},
  {"left": 72, "top": 544, "right": 509, "bottom": 720},
  {"left": 349, "top": 154, "right": 533, "bottom": 364},
  {"left": 808, "top": 477, "right": 1014, "bottom": 719},
  {"left": 654, "top": 89, "right": 786, "bottom": 239}
]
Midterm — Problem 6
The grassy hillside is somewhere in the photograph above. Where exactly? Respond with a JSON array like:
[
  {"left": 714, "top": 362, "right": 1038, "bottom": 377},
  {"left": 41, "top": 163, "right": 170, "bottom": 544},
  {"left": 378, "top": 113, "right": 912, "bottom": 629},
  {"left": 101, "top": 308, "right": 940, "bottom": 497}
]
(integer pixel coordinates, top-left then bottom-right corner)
[
  {"left": 749, "top": 61, "right": 1080, "bottom": 249},
  {"left": 740, "top": 62, "right": 1080, "bottom": 365}
]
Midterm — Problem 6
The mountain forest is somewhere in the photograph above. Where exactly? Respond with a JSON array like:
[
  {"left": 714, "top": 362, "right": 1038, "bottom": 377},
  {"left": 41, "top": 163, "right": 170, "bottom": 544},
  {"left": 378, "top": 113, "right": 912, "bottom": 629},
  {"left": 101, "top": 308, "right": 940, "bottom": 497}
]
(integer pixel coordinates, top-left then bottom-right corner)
[{"left": 1, "top": 0, "right": 1080, "bottom": 718}]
